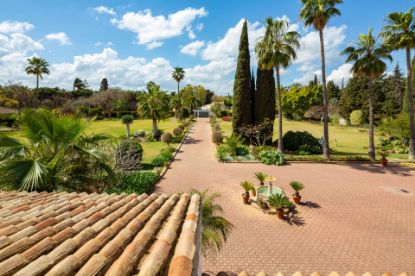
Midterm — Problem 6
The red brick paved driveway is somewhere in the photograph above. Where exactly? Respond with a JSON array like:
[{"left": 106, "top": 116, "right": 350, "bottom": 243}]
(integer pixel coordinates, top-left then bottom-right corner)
[{"left": 156, "top": 118, "right": 415, "bottom": 275}]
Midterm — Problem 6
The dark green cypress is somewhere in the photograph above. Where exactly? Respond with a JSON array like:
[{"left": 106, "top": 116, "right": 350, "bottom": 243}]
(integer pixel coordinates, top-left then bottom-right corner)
[
  {"left": 250, "top": 70, "right": 256, "bottom": 124},
  {"left": 232, "top": 20, "right": 252, "bottom": 135},
  {"left": 255, "top": 67, "right": 276, "bottom": 127}
]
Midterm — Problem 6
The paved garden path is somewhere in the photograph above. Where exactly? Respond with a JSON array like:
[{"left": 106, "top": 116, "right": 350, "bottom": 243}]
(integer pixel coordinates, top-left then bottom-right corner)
[{"left": 156, "top": 118, "right": 415, "bottom": 275}]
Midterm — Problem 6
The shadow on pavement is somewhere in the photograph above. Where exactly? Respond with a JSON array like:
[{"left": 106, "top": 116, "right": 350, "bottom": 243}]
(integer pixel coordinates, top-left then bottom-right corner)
[{"left": 345, "top": 162, "right": 414, "bottom": 177}]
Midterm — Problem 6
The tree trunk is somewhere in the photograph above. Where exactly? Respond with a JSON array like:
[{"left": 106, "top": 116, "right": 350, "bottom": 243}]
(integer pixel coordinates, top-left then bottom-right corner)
[
  {"left": 319, "top": 29, "right": 330, "bottom": 160},
  {"left": 36, "top": 74, "right": 39, "bottom": 89},
  {"left": 368, "top": 78, "right": 376, "bottom": 161},
  {"left": 405, "top": 46, "right": 415, "bottom": 161},
  {"left": 276, "top": 65, "right": 284, "bottom": 152},
  {"left": 126, "top": 124, "right": 131, "bottom": 138},
  {"left": 152, "top": 117, "right": 158, "bottom": 139}
]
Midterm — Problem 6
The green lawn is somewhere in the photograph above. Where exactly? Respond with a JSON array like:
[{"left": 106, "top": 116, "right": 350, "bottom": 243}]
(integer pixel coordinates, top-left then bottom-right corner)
[
  {"left": 219, "top": 119, "right": 407, "bottom": 160},
  {"left": 0, "top": 117, "right": 181, "bottom": 163}
]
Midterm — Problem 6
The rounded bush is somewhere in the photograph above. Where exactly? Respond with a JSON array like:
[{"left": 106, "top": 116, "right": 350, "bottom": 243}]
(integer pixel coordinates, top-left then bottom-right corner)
[
  {"left": 120, "top": 114, "right": 134, "bottom": 124},
  {"left": 115, "top": 139, "right": 143, "bottom": 172},
  {"left": 161, "top": 132, "right": 173, "bottom": 145},
  {"left": 173, "top": 127, "right": 183, "bottom": 137},
  {"left": 282, "top": 131, "right": 322, "bottom": 153},
  {"left": 350, "top": 110, "right": 364, "bottom": 126}
]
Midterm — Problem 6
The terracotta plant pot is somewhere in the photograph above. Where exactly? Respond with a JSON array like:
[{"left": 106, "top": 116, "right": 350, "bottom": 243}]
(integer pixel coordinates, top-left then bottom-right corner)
[
  {"left": 292, "top": 195, "right": 301, "bottom": 204},
  {"left": 242, "top": 194, "right": 250, "bottom": 204},
  {"left": 251, "top": 190, "right": 256, "bottom": 197},
  {"left": 276, "top": 209, "right": 284, "bottom": 219},
  {"left": 380, "top": 158, "right": 388, "bottom": 167}
]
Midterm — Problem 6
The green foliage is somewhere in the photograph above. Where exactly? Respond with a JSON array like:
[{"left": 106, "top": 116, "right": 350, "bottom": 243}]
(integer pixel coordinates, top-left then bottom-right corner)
[
  {"left": 224, "top": 134, "right": 244, "bottom": 158},
  {"left": 25, "top": 57, "right": 50, "bottom": 88},
  {"left": 281, "top": 84, "right": 322, "bottom": 119},
  {"left": 254, "top": 172, "right": 267, "bottom": 184},
  {"left": 379, "top": 113, "right": 410, "bottom": 147},
  {"left": 240, "top": 180, "right": 255, "bottom": 194},
  {"left": 115, "top": 139, "right": 143, "bottom": 172},
  {"left": 161, "top": 132, "right": 173, "bottom": 145},
  {"left": 350, "top": 110, "right": 365, "bottom": 126},
  {"left": 282, "top": 131, "right": 322, "bottom": 154},
  {"left": 173, "top": 127, "right": 183, "bottom": 137},
  {"left": 108, "top": 171, "right": 158, "bottom": 195},
  {"left": 151, "top": 148, "right": 174, "bottom": 167},
  {"left": 190, "top": 189, "right": 233, "bottom": 254},
  {"left": 290, "top": 181, "right": 304, "bottom": 197},
  {"left": 232, "top": 20, "right": 253, "bottom": 134},
  {"left": 255, "top": 68, "right": 275, "bottom": 127},
  {"left": 100, "top": 78, "right": 109, "bottom": 91},
  {"left": 268, "top": 193, "right": 291, "bottom": 210},
  {"left": 120, "top": 114, "right": 134, "bottom": 124},
  {"left": 212, "top": 130, "right": 224, "bottom": 145},
  {"left": 259, "top": 150, "right": 285, "bottom": 165}
]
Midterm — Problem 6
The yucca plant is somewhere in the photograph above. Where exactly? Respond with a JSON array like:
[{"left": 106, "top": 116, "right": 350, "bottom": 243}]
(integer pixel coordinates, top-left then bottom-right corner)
[
  {"left": 290, "top": 181, "right": 304, "bottom": 198},
  {"left": 254, "top": 172, "right": 267, "bottom": 185},
  {"left": 191, "top": 189, "right": 233, "bottom": 255}
]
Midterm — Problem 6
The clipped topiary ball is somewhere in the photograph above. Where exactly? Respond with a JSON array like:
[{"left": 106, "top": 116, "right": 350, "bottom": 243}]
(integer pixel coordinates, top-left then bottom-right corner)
[
  {"left": 173, "top": 127, "right": 183, "bottom": 137},
  {"left": 161, "top": 132, "right": 173, "bottom": 145}
]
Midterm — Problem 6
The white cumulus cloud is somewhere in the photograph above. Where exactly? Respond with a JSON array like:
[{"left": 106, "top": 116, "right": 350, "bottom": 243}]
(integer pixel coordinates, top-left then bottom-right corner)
[
  {"left": 45, "top": 32, "right": 71, "bottom": 45},
  {"left": 180, "top": 40, "right": 205, "bottom": 56},
  {"left": 327, "top": 63, "right": 353, "bottom": 85},
  {"left": 111, "top": 7, "right": 207, "bottom": 49},
  {"left": 0, "top": 20, "right": 34, "bottom": 34},
  {"left": 93, "top": 6, "right": 116, "bottom": 15}
]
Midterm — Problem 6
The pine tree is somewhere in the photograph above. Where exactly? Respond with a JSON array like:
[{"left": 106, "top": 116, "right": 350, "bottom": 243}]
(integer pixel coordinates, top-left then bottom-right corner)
[
  {"left": 250, "top": 70, "right": 256, "bottom": 124},
  {"left": 327, "top": 80, "right": 341, "bottom": 101},
  {"left": 100, "top": 78, "right": 109, "bottom": 91},
  {"left": 255, "top": 67, "right": 276, "bottom": 128},
  {"left": 232, "top": 20, "right": 252, "bottom": 135}
]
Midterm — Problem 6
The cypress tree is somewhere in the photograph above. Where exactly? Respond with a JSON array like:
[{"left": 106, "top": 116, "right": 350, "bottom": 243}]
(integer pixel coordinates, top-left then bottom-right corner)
[
  {"left": 255, "top": 67, "right": 276, "bottom": 135},
  {"left": 250, "top": 70, "right": 256, "bottom": 124},
  {"left": 100, "top": 78, "right": 109, "bottom": 91},
  {"left": 232, "top": 20, "right": 252, "bottom": 135}
]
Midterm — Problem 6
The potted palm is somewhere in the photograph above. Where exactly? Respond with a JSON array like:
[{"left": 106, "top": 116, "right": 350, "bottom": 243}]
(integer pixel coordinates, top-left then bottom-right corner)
[
  {"left": 240, "top": 181, "right": 254, "bottom": 204},
  {"left": 379, "top": 150, "right": 388, "bottom": 167},
  {"left": 268, "top": 193, "right": 291, "bottom": 219},
  {"left": 254, "top": 172, "right": 267, "bottom": 186},
  {"left": 289, "top": 181, "right": 304, "bottom": 204}
]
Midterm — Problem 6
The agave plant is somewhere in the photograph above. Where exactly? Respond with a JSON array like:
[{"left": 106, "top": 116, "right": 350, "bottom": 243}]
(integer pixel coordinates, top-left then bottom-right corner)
[
  {"left": 289, "top": 181, "right": 305, "bottom": 197},
  {"left": 254, "top": 172, "right": 267, "bottom": 185},
  {"left": 240, "top": 180, "right": 255, "bottom": 197},
  {"left": 0, "top": 109, "right": 116, "bottom": 192},
  {"left": 191, "top": 189, "right": 233, "bottom": 255}
]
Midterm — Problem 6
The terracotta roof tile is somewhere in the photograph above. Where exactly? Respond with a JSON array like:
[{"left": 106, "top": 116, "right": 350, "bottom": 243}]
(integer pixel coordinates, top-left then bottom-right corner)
[{"left": 0, "top": 190, "right": 201, "bottom": 276}]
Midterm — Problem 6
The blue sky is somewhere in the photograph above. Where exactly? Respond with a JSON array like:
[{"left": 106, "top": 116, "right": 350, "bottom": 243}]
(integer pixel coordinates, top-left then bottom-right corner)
[{"left": 0, "top": 0, "right": 413, "bottom": 94}]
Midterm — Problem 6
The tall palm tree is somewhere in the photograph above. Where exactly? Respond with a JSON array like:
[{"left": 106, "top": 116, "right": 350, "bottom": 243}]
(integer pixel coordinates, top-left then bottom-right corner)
[
  {"left": 343, "top": 29, "right": 392, "bottom": 161},
  {"left": 190, "top": 189, "right": 233, "bottom": 254},
  {"left": 25, "top": 57, "right": 50, "bottom": 89},
  {"left": 300, "top": 0, "right": 343, "bottom": 160},
  {"left": 0, "top": 109, "right": 115, "bottom": 191},
  {"left": 137, "top": 83, "right": 169, "bottom": 139},
  {"left": 255, "top": 18, "right": 300, "bottom": 152},
  {"left": 381, "top": 7, "right": 415, "bottom": 161},
  {"left": 171, "top": 67, "right": 185, "bottom": 94}
]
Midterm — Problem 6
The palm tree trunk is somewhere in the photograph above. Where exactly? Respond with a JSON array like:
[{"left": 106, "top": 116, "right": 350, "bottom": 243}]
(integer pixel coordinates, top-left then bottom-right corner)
[
  {"left": 319, "top": 29, "right": 330, "bottom": 160},
  {"left": 36, "top": 74, "right": 39, "bottom": 89},
  {"left": 152, "top": 116, "right": 158, "bottom": 138},
  {"left": 368, "top": 78, "right": 376, "bottom": 161},
  {"left": 405, "top": 46, "right": 415, "bottom": 161},
  {"left": 276, "top": 65, "right": 283, "bottom": 152}
]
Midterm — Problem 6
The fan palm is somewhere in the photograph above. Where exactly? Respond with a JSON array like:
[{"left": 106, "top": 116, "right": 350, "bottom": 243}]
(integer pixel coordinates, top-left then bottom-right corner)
[
  {"left": 0, "top": 109, "right": 115, "bottom": 191},
  {"left": 300, "top": 0, "right": 343, "bottom": 160},
  {"left": 25, "top": 57, "right": 50, "bottom": 89},
  {"left": 255, "top": 18, "right": 300, "bottom": 152},
  {"left": 137, "top": 83, "right": 169, "bottom": 138},
  {"left": 171, "top": 67, "right": 185, "bottom": 94},
  {"left": 120, "top": 114, "right": 134, "bottom": 137},
  {"left": 343, "top": 28, "right": 392, "bottom": 161},
  {"left": 381, "top": 7, "right": 415, "bottom": 161},
  {"left": 191, "top": 189, "right": 233, "bottom": 255}
]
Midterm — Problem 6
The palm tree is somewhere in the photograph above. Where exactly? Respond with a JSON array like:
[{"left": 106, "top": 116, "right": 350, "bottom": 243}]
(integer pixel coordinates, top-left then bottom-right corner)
[
  {"left": 0, "top": 109, "right": 115, "bottom": 191},
  {"left": 137, "top": 83, "right": 169, "bottom": 139},
  {"left": 343, "top": 28, "right": 392, "bottom": 161},
  {"left": 255, "top": 18, "right": 300, "bottom": 152},
  {"left": 171, "top": 67, "right": 185, "bottom": 94},
  {"left": 121, "top": 114, "right": 134, "bottom": 137},
  {"left": 300, "top": 0, "right": 343, "bottom": 160},
  {"left": 381, "top": 7, "right": 415, "bottom": 161},
  {"left": 190, "top": 189, "right": 233, "bottom": 254},
  {"left": 170, "top": 94, "right": 183, "bottom": 120},
  {"left": 25, "top": 57, "right": 50, "bottom": 89}
]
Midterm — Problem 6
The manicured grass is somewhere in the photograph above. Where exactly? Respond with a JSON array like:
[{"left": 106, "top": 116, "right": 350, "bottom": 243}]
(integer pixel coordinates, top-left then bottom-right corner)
[
  {"left": 0, "top": 117, "right": 181, "bottom": 163},
  {"left": 219, "top": 119, "right": 407, "bottom": 160}
]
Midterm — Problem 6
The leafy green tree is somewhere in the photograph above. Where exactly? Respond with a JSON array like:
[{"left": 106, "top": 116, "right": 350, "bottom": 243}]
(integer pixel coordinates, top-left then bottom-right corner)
[
  {"left": 281, "top": 84, "right": 322, "bottom": 119},
  {"left": 121, "top": 114, "right": 134, "bottom": 137},
  {"left": 0, "top": 109, "right": 115, "bottom": 191},
  {"left": 100, "top": 78, "right": 109, "bottom": 91},
  {"left": 25, "top": 57, "right": 50, "bottom": 89},
  {"left": 327, "top": 80, "right": 341, "bottom": 101},
  {"left": 343, "top": 28, "right": 392, "bottom": 161},
  {"left": 232, "top": 20, "right": 252, "bottom": 135},
  {"left": 191, "top": 189, "right": 233, "bottom": 254},
  {"left": 300, "top": 0, "right": 343, "bottom": 160},
  {"left": 137, "top": 83, "right": 169, "bottom": 138},
  {"left": 171, "top": 67, "right": 185, "bottom": 94},
  {"left": 381, "top": 7, "right": 415, "bottom": 160},
  {"left": 224, "top": 96, "right": 233, "bottom": 109},
  {"left": 255, "top": 18, "right": 300, "bottom": 151}
]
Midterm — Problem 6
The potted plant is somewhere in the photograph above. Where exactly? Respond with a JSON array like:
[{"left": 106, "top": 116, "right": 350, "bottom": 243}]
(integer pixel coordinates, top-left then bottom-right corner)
[
  {"left": 240, "top": 181, "right": 254, "bottom": 204},
  {"left": 254, "top": 172, "right": 267, "bottom": 186},
  {"left": 268, "top": 193, "right": 291, "bottom": 219},
  {"left": 289, "top": 181, "right": 304, "bottom": 204},
  {"left": 379, "top": 150, "right": 388, "bottom": 166}
]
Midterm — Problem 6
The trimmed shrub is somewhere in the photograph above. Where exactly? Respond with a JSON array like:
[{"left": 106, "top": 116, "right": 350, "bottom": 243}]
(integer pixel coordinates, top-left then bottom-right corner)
[
  {"left": 115, "top": 139, "right": 143, "bottom": 172},
  {"left": 173, "top": 127, "right": 183, "bottom": 137},
  {"left": 151, "top": 148, "right": 174, "bottom": 167},
  {"left": 282, "top": 131, "right": 322, "bottom": 154},
  {"left": 259, "top": 150, "right": 285, "bottom": 166},
  {"left": 350, "top": 110, "right": 365, "bottom": 126},
  {"left": 108, "top": 171, "right": 158, "bottom": 195},
  {"left": 161, "top": 132, "right": 173, "bottom": 146},
  {"left": 212, "top": 130, "right": 224, "bottom": 144}
]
